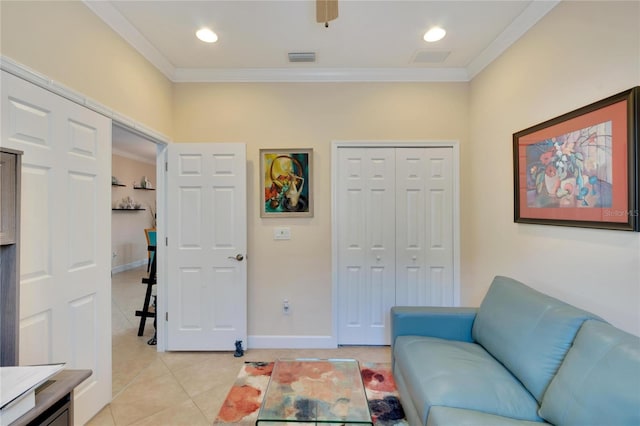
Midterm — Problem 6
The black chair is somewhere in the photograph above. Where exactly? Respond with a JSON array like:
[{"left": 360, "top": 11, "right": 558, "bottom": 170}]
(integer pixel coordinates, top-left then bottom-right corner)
[{"left": 135, "top": 244, "right": 156, "bottom": 344}]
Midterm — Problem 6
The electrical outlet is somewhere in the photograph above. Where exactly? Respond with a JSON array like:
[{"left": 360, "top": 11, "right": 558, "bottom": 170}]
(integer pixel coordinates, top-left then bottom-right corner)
[
  {"left": 112, "top": 251, "right": 117, "bottom": 259},
  {"left": 283, "top": 299, "right": 290, "bottom": 315}
]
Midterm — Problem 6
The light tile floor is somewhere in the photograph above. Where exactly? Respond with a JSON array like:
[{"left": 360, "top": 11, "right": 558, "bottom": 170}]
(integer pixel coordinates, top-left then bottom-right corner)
[{"left": 87, "top": 266, "right": 391, "bottom": 425}]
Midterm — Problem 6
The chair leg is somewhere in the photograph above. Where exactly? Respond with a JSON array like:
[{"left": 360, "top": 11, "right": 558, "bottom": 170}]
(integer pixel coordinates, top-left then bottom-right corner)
[
  {"left": 147, "top": 296, "right": 157, "bottom": 345},
  {"left": 136, "top": 282, "right": 154, "bottom": 336}
]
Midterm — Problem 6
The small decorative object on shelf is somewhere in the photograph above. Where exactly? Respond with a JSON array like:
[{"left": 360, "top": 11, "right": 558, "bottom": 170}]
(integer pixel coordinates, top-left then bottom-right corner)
[
  {"left": 111, "top": 176, "right": 125, "bottom": 186},
  {"left": 114, "top": 196, "right": 143, "bottom": 210},
  {"left": 134, "top": 176, "right": 154, "bottom": 190}
]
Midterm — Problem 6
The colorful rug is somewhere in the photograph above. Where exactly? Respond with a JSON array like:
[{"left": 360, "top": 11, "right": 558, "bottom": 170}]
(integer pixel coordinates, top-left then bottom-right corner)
[{"left": 213, "top": 361, "right": 408, "bottom": 425}]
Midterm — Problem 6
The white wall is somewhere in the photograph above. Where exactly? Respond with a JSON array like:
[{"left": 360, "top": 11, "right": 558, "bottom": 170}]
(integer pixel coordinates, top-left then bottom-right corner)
[
  {"left": 467, "top": 1, "right": 640, "bottom": 335},
  {"left": 111, "top": 154, "right": 156, "bottom": 271},
  {"left": 3, "top": 0, "right": 638, "bottom": 340},
  {"left": 0, "top": 1, "right": 173, "bottom": 137},
  {"left": 173, "top": 82, "right": 470, "bottom": 340}
]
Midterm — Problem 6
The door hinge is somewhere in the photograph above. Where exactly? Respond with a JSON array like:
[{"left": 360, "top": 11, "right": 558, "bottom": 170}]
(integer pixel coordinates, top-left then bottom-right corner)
[
  {"left": 165, "top": 236, "right": 168, "bottom": 246},
  {"left": 165, "top": 162, "right": 168, "bottom": 172},
  {"left": 165, "top": 312, "right": 168, "bottom": 321}
]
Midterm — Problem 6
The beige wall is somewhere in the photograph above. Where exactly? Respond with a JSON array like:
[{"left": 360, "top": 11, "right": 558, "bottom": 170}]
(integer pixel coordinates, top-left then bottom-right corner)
[
  {"left": 0, "top": 1, "right": 174, "bottom": 137},
  {"left": 3, "top": 0, "right": 638, "bottom": 339},
  {"left": 173, "top": 82, "right": 470, "bottom": 337},
  {"left": 111, "top": 155, "right": 157, "bottom": 270},
  {"left": 467, "top": 1, "right": 640, "bottom": 334}
]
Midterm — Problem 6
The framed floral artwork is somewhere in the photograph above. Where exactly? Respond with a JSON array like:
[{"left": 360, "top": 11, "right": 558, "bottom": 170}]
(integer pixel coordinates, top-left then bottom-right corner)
[
  {"left": 513, "top": 87, "right": 639, "bottom": 231},
  {"left": 260, "top": 149, "right": 313, "bottom": 218}
]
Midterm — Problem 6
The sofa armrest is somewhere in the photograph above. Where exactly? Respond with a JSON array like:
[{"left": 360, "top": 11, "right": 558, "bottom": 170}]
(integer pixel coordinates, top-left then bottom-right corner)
[{"left": 391, "top": 306, "right": 478, "bottom": 346}]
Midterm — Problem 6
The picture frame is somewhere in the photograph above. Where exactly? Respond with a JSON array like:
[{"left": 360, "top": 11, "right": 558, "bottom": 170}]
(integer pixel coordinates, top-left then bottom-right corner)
[
  {"left": 513, "top": 87, "right": 639, "bottom": 231},
  {"left": 260, "top": 148, "right": 313, "bottom": 218}
]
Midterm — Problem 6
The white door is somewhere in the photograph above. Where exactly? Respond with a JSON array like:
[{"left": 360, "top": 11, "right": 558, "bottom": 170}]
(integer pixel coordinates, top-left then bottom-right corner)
[
  {"left": 1, "top": 71, "right": 111, "bottom": 424},
  {"left": 337, "top": 148, "right": 396, "bottom": 345},
  {"left": 336, "top": 146, "right": 454, "bottom": 345},
  {"left": 166, "top": 143, "right": 247, "bottom": 350},
  {"left": 396, "top": 147, "right": 454, "bottom": 306}
]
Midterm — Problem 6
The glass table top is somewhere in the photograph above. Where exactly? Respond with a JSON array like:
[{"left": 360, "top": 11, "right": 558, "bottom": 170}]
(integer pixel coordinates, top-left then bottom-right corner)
[{"left": 256, "top": 358, "right": 373, "bottom": 425}]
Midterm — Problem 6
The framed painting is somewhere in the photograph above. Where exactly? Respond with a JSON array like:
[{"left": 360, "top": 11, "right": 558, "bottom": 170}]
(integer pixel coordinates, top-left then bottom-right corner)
[
  {"left": 260, "top": 148, "right": 313, "bottom": 218},
  {"left": 513, "top": 87, "right": 639, "bottom": 231}
]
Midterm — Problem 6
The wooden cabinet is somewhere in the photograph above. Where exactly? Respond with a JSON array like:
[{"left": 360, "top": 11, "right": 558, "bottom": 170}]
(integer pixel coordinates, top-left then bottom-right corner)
[
  {"left": 0, "top": 148, "right": 22, "bottom": 366},
  {"left": 0, "top": 149, "right": 20, "bottom": 244},
  {"left": 12, "top": 369, "right": 92, "bottom": 426}
]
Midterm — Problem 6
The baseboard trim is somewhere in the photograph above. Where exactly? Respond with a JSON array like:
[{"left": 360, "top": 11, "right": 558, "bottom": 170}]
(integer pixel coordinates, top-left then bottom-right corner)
[
  {"left": 248, "top": 335, "right": 337, "bottom": 349},
  {"left": 111, "top": 259, "right": 147, "bottom": 275}
]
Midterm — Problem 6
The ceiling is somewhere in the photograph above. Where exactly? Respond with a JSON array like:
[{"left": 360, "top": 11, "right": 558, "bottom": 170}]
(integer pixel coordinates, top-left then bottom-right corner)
[
  {"left": 107, "top": 0, "right": 558, "bottom": 161},
  {"left": 85, "top": 0, "right": 559, "bottom": 83},
  {"left": 112, "top": 125, "right": 158, "bottom": 164}
]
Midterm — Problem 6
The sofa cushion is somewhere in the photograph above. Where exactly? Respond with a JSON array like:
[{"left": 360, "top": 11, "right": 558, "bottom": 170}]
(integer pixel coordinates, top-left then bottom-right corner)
[
  {"left": 539, "top": 320, "right": 640, "bottom": 426},
  {"left": 472, "top": 276, "right": 599, "bottom": 401},
  {"left": 394, "top": 335, "right": 542, "bottom": 424},
  {"left": 427, "top": 406, "right": 550, "bottom": 426}
]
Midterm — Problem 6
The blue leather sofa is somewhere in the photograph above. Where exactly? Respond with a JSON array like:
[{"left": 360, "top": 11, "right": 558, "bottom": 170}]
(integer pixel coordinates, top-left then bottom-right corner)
[{"left": 391, "top": 276, "right": 640, "bottom": 426}]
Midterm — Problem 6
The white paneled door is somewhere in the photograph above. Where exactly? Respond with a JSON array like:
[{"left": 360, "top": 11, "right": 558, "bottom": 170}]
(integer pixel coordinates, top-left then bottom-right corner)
[
  {"left": 336, "top": 146, "right": 454, "bottom": 345},
  {"left": 166, "top": 143, "right": 247, "bottom": 350},
  {"left": 336, "top": 148, "right": 397, "bottom": 345},
  {"left": 1, "top": 71, "right": 111, "bottom": 424},
  {"left": 395, "top": 147, "right": 454, "bottom": 306}
]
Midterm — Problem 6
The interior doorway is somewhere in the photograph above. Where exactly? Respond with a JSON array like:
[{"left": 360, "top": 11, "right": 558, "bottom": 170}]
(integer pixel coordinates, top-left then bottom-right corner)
[
  {"left": 111, "top": 124, "right": 158, "bottom": 275},
  {"left": 110, "top": 124, "right": 161, "bottom": 361}
]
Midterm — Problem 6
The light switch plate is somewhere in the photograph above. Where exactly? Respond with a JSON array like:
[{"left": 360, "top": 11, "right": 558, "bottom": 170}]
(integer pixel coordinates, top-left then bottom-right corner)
[{"left": 273, "top": 227, "right": 291, "bottom": 240}]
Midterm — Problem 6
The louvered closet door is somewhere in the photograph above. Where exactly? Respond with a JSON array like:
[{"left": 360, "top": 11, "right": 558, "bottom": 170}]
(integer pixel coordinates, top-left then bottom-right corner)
[{"left": 336, "top": 146, "right": 454, "bottom": 345}]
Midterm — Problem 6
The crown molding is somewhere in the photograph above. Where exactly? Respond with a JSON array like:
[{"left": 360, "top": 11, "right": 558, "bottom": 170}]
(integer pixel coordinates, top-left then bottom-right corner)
[
  {"left": 83, "top": 0, "right": 176, "bottom": 80},
  {"left": 83, "top": 0, "right": 559, "bottom": 83},
  {"left": 173, "top": 67, "right": 470, "bottom": 83},
  {"left": 466, "top": 0, "right": 560, "bottom": 79},
  {"left": 112, "top": 147, "right": 156, "bottom": 165}
]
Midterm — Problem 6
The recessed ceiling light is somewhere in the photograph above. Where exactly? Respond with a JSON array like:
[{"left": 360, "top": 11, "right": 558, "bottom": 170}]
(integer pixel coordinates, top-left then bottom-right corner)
[
  {"left": 196, "top": 28, "right": 218, "bottom": 43},
  {"left": 423, "top": 27, "right": 446, "bottom": 43}
]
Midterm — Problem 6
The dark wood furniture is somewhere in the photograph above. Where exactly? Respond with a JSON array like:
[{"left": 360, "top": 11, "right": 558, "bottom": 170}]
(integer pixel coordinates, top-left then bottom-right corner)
[
  {"left": 1, "top": 148, "right": 22, "bottom": 366},
  {"left": 11, "top": 369, "right": 92, "bottom": 426},
  {"left": 135, "top": 245, "right": 156, "bottom": 343}
]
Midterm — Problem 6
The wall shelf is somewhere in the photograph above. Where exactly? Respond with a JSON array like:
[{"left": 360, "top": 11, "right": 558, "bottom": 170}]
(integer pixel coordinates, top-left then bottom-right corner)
[
  {"left": 133, "top": 186, "right": 155, "bottom": 191},
  {"left": 112, "top": 183, "right": 126, "bottom": 187},
  {"left": 112, "top": 208, "right": 146, "bottom": 211}
]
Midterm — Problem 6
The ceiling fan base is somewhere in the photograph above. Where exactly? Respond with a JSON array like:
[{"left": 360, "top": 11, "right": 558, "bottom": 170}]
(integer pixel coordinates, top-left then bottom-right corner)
[{"left": 316, "top": 0, "right": 338, "bottom": 24}]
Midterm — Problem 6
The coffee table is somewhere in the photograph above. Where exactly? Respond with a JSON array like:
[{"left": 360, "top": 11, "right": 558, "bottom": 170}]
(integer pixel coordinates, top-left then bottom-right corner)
[{"left": 256, "top": 358, "right": 373, "bottom": 425}]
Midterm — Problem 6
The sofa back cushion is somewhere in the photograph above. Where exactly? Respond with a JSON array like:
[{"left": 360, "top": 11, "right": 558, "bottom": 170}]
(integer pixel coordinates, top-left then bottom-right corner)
[
  {"left": 471, "top": 276, "right": 598, "bottom": 402},
  {"left": 539, "top": 320, "right": 640, "bottom": 426}
]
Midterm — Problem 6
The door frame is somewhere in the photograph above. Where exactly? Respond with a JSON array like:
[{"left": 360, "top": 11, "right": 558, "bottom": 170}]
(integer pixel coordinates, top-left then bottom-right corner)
[
  {"left": 1, "top": 58, "right": 172, "bottom": 357},
  {"left": 330, "top": 140, "right": 461, "bottom": 346},
  {"left": 155, "top": 143, "right": 168, "bottom": 351}
]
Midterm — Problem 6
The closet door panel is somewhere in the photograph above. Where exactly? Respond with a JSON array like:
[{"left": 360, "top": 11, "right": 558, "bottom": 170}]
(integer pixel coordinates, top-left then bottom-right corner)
[
  {"left": 337, "top": 148, "right": 395, "bottom": 345},
  {"left": 425, "top": 149, "right": 454, "bottom": 305},
  {"left": 396, "top": 148, "right": 427, "bottom": 305},
  {"left": 337, "top": 145, "right": 454, "bottom": 345}
]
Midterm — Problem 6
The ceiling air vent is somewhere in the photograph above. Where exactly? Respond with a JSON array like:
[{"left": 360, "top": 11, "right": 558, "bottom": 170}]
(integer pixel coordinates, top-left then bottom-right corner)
[
  {"left": 412, "top": 50, "right": 451, "bottom": 64},
  {"left": 288, "top": 52, "right": 316, "bottom": 63}
]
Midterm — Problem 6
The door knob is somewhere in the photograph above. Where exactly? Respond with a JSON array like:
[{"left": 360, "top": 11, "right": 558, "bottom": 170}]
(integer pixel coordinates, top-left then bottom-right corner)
[{"left": 228, "top": 254, "right": 244, "bottom": 261}]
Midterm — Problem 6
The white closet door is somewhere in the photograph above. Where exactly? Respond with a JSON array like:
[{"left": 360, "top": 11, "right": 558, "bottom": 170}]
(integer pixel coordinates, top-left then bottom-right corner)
[
  {"left": 337, "top": 148, "right": 396, "bottom": 345},
  {"left": 1, "top": 71, "right": 111, "bottom": 424},
  {"left": 336, "top": 145, "right": 454, "bottom": 345},
  {"left": 396, "top": 147, "right": 454, "bottom": 306}
]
